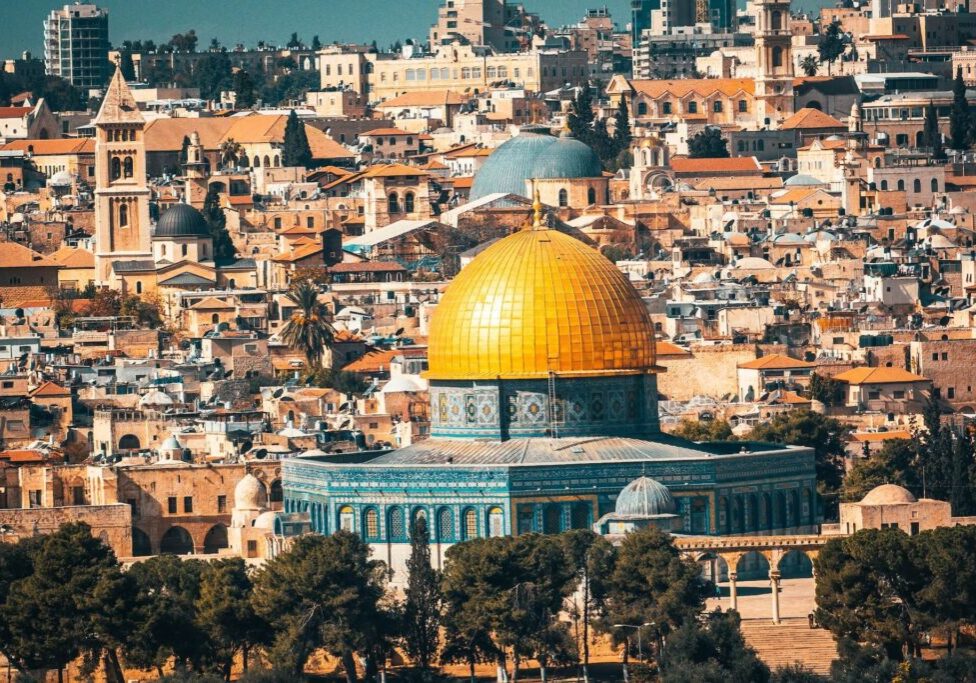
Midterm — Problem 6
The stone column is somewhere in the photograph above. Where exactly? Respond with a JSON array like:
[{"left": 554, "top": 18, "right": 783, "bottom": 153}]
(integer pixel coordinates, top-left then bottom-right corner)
[
  {"left": 770, "top": 569, "right": 781, "bottom": 624},
  {"left": 729, "top": 571, "right": 738, "bottom": 612}
]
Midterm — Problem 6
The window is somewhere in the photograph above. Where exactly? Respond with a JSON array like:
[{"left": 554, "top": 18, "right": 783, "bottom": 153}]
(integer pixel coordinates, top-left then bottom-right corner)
[
  {"left": 913, "top": 179, "right": 921, "bottom": 193},
  {"left": 948, "top": 387, "right": 956, "bottom": 399},
  {"left": 307, "top": 216, "right": 314, "bottom": 228},
  {"left": 932, "top": 178, "right": 939, "bottom": 192},
  {"left": 404, "top": 191, "right": 415, "bottom": 213},
  {"left": 910, "top": 522, "right": 920, "bottom": 535},
  {"left": 463, "top": 508, "right": 477, "bottom": 539},
  {"left": 488, "top": 506, "right": 504, "bottom": 537},
  {"left": 637, "top": 102, "right": 648, "bottom": 116},
  {"left": 687, "top": 101, "right": 698, "bottom": 114},
  {"left": 123, "top": 156, "right": 134, "bottom": 178},
  {"left": 942, "top": 352, "right": 948, "bottom": 360},
  {"left": 168, "top": 497, "right": 177, "bottom": 514},
  {"left": 893, "top": 390, "right": 905, "bottom": 399},
  {"left": 558, "top": 188, "right": 568, "bottom": 207},
  {"left": 183, "top": 496, "right": 193, "bottom": 513},
  {"left": 118, "top": 202, "right": 128, "bottom": 227},
  {"left": 662, "top": 102, "right": 671, "bottom": 115},
  {"left": 388, "top": 506, "right": 405, "bottom": 540},
  {"left": 127, "top": 497, "right": 139, "bottom": 518},
  {"left": 111, "top": 157, "right": 121, "bottom": 180},
  {"left": 135, "top": 281, "right": 142, "bottom": 294},
  {"left": 364, "top": 508, "right": 379, "bottom": 539},
  {"left": 897, "top": 179, "right": 905, "bottom": 191},
  {"left": 587, "top": 187, "right": 597, "bottom": 205},
  {"left": 868, "top": 390, "right": 881, "bottom": 400},
  {"left": 713, "top": 100, "right": 723, "bottom": 113},
  {"left": 772, "top": 46, "right": 784, "bottom": 68},
  {"left": 339, "top": 505, "right": 355, "bottom": 532},
  {"left": 388, "top": 192, "right": 400, "bottom": 213},
  {"left": 738, "top": 99, "right": 747, "bottom": 112},
  {"left": 217, "top": 495, "right": 227, "bottom": 513},
  {"left": 437, "top": 507, "right": 453, "bottom": 542}
]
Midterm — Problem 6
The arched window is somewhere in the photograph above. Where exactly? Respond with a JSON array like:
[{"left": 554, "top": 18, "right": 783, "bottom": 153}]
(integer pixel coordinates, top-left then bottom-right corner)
[
  {"left": 211, "top": 313, "right": 219, "bottom": 324},
  {"left": 364, "top": 508, "right": 380, "bottom": 540},
  {"left": 874, "top": 157, "right": 882, "bottom": 168},
  {"left": 339, "top": 505, "right": 355, "bottom": 532},
  {"left": 274, "top": 156, "right": 281, "bottom": 167},
  {"left": 161, "top": 244, "right": 167, "bottom": 257},
  {"left": 437, "top": 507, "right": 453, "bottom": 543},
  {"left": 253, "top": 156, "right": 261, "bottom": 167},
  {"left": 771, "top": 10, "right": 782, "bottom": 30},
  {"left": 404, "top": 191, "right": 415, "bottom": 213},
  {"left": 587, "top": 187, "right": 597, "bottom": 205},
  {"left": 772, "top": 46, "right": 784, "bottom": 68},
  {"left": 118, "top": 203, "right": 129, "bottom": 227},
  {"left": 263, "top": 156, "right": 271, "bottom": 167},
  {"left": 135, "top": 281, "right": 142, "bottom": 294},
  {"left": 388, "top": 192, "right": 400, "bottom": 213},
  {"left": 558, "top": 188, "right": 568, "bottom": 207},
  {"left": 111, "top": 157, "right": 121, "bottom": 180},
  {"left": 462, "top": 508, "right": 478, "bottom": 539},
  {"left": 880, "top": 180, "right": 888, "bottom": 191},
  {"left": 388, "top": 506, "right": 405, "bottom": 541},
  {"left": 713, "top": 100, "right": 723, "bottom": 113},
  {"left": 488, "top": 506, "right": 504, "bottom": 537},
  {"left": 931, "top": 178, "right": 939, "bottom": 192},
  {"left": 913, "top": 178, "right": 921, "bottom": 193},
  {"left": 897, "top": 179, "right": 905, "bottom": 191},
  {"left": 123, "top": 156, "right": 134, "bottom": 178},
  {"left": 181, "top": 244, "right": 188, "bottom": 257},
  {"left": 636, "top": 101, "right": 648, "bottom": 116}
]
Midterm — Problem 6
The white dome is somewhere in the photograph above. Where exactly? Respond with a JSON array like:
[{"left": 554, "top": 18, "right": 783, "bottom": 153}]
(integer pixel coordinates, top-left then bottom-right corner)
[
  {"left": 234, "top": 473, "right": 267, "bottom": 510},
  {"left": 278, "top": 424, "right": 307, "bottom": 438},
  {"left": 861, "top": 484, "right": 916, "bottom": 505},
  {"left": 381, "top": 374, "right": 427, "bottom": 393},
  {"left": 734, "top": 257, "right": 775, "bottom": 270},
  {"left": 49, "top": 171, "right": 72, "bottom": 187},
  {"left": 160, "top": 435, "right": 182, "bottom": 452},
  {"left": 784, "top": 174, "right": 823, "bottom": 187},
  {"left": 615, "top": 477, "right": 676, "bottom": 516},
  {"left": 253, "top": 510, "right": 278, "bottom": 530},
  {"left": 139, "top": 389, "right": 174, "bottom": 407}
]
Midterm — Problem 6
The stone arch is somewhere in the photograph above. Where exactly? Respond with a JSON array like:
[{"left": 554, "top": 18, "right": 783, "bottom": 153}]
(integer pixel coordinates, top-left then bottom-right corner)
[
  {"left": 118, "top": 434, "right": 141, "bottom": 451},
  {"left": 269, "top": 479, "right": 283, "bottom": 503},
  {"left": 697, "top": 551, "right": 731, "bottom": 584},
  {"left": 436, "top": 506, "right": 454, "bottom": 543},
  {"left": 736, "top": 549, "right": 771, "bottom": 579},
  {"left": 203, "top": 524, "right": 228, "bottom": 554},
  {"left": 777, "top": 548, "right": 814, "bottom": 578},
  {"left": 387, "top": 505, "right": 406, "bottom": 541},
  {"left": 160, "top": 525, "right": 194, "bottom": 555},
  {"left": 132, "top": 526, "right": 152, "bottom": 556}
]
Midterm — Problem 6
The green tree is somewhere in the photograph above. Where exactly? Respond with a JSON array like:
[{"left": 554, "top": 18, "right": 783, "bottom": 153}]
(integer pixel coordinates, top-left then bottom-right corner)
[
  {"left": 287, "top": 32, "right": 303, "bottom": 49},
  {"left": 605, "top": 527, "right": 709, "bottom": 674},
  {"left": 440, "top": 539, "right": 502, "bottom": 681},
  {"left": 179, "top": 134, "right": 191, "bottom": 167},
  {"left": 950, "top": 68, "right": 970, "bottom": 151},
  {"left": 311, "top": 35, "right": 322, "bottom": 51},
  {"left": 219, "top": 137, "right": 243, "bottom": 169},
  {"left": 817, "top": 21, "right": 846, "bottom": 76},
  {"left": 612, "top": 98, "right": 632, "bottom": 157},
  {"left": 672, "top": 418, "right": 733, "bottom": 441},
  {"left": 124, "top": 556, "right": 209, "bottom": 675},
  {"left": 169, "top": 30, "right": 199, "bottom": 53},
  {"left": 303, "top": 367, "right": 369, "bottom": 395},
  {"left": 808, "top": 372, "right": 844, "bottom": 407},
  {"left": 282, "top": 109, "right": 313, "bottom": 168},
  {"left": 196, "top": 558, "right": 267, "bottom": 680},
  {"left": 842, "top": 438, "right": 919, "bottom": 502},
  {"left": 2, "top": 523, "right": 133, "bottom": 683},
  {"left": 402, "top": 516, "right": 442, "bottom": 672},
  {"left": 280, "top": 280, "right": 335, "bottom": 369},
  {"left": 190, "top": 52, "right": 233, "bottom": 100},
  {"left": 560, "top": 530, "right": 614, "bottom": 683},
  {"left": 749, "top": 410, "right": 847, "bottom": 518},
  {"left": 659, "top": 610, "right": 769, "bottom": 683},
  {"left": 799, "top": 55, "right": 819, "bottom": 77},
  {"left": 923, "top": 101, "right": 946, "bottom": 160},
  {"left": 202, "top": 185, "right": 237, "bottom": 264},
  {"left": 771, "top": 663, "right": 828, "bottom": 682},
  {"left": 567, "top": 83, "right": 595, "bottom": 143},
  {"left": 252, "top": 531, "right": 388, "bottom": 681},
  {"left": 234, "top": 69, "right": 257, "bottom": 109},
  {"left": 688, "top": 127, "right": 729, "bottom": 158},
  {"left": 119, "top": 50, "right": 137, "bottom": 81}
]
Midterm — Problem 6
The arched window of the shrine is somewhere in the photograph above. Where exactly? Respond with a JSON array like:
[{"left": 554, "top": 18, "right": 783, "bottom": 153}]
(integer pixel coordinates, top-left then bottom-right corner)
[
  {"left": 339, "top": 505, "right": 355, "bottom": 532},
  {"left": 488, "top": 506, "right": 504, "bottom": 537},
  {"left": 269, "top": 480, "right": 283, "bottom": 503},
  {"left": 587, "top": 187, "right": 597, "bottom": 205},
  {"left": 363, "top": 508, "right": 380, "bottom": 540},
  {"left": 123, "top": 156, "right": 134, "bottom": 178},
  {"left": 437, "top": 506, "right": 454, "bottom": 543},
  {"left": 462, "top": 508, "right": 478, "bottom": 540},
  {"left": 388, "top": 506, "right": 405, "bottom": 541}
]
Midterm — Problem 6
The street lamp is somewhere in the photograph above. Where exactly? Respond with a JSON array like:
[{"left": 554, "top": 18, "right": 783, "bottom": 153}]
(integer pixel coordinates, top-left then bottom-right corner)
[{"left": 613, "top": 622, "right": 654, "bottom": 661}]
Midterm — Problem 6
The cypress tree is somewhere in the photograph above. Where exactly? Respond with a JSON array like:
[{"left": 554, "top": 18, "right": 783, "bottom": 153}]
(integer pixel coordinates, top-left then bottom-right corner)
[
  {"left": 202, "top": 186, "right": 236, "bottom": 265},
  {"left": 612, "top": 98, "right": 632, "bottom": 157},
  {"left": 282, "top": 109, "right": 313, "bottom": 168},
  {"left": 402, "top": 516, "right": 441, "bottom": 672},
  {"left": 233, "top": 69, "right": 256, "bottom": 109},
  {"left": 119, "top": 50, "right": 136, "bottom": 82},
  {"left": 950, "top": 68, "right": 970, "bottom": 151},
  {"left": 567, "top": 83, "right": 594, "bottom": 144},
  {"left": 923, "top": 101, "right": 946, "bottom": 160}
]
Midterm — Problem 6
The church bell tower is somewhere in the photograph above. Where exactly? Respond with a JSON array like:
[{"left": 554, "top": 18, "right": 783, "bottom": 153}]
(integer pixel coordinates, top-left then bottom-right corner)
[
  {"left": 753, "top": 0, "right": 794, "bottom": 129},
  {"left": 94, "top": 67, "right": 153, "bottom": 284}
]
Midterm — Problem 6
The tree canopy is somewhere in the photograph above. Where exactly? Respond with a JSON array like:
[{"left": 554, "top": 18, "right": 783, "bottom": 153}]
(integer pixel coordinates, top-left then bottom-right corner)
[{"left": 688, "top": 128, "right": 730, "bottom": 159}]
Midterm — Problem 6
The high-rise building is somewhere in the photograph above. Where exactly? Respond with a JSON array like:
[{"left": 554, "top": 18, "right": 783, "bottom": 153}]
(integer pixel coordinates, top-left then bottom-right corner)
[
  {"left": 430, "top": 0, "right": 507, "bottom": 50},
  {"left": 630, "top": 0, "right": 659, "bottom": 45},
  {"left": 43, "top": 3, "right": 110, "bottom": 89}
]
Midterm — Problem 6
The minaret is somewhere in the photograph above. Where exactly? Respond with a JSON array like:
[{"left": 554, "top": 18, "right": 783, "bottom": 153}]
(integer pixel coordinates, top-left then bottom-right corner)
[
  {"left": 184, "top": 131, "right": 209, "bottom": 209},
  {"left": 848, "top": 100, "right": 863, "bottom": 134},
  {"left": 93, "top": 67, "right": 153, "bottom": 284},
  {"left": 753, "top": 0, "right": 795, "bottom": 130}
]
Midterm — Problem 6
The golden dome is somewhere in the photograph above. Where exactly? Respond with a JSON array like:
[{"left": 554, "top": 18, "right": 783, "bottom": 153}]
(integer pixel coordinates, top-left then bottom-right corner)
[{"left": 427, "top": 229, "right": 657, "bottom": 380}]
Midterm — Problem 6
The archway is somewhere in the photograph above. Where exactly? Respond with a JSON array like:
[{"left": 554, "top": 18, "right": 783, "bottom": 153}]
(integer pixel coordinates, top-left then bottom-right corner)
[
  {"left": 203, "top": 524, "right": 228, "bottom": 554},
  {"left": 118, "top": 434, "right": 141, "bottom": 451},
  {"left": 159, "top": 526, "right": 194, "bottom": 555},
  {"left": 269, "top": 479, "right": 283, "bottom": 503},
  {"left": 132, "top": 527, "right": 152, "bottom": 556},
  {"left": 735, "top": 550, "right": 771, "bottom": 580},
  {"left": 698, "top": 552, "right": 730, "bottom": 585},
  {"left": 777, "top": 549, "right": 814, "bottom": 578}
]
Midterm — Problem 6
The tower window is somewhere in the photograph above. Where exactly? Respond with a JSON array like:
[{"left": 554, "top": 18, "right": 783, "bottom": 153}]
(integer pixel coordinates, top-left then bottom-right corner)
[
  {"left": 772, "top": 46, "right": 784, "bottom": 68},
  {"left": 123, "top": 156, "right": 134, "bottom": 178},
  {"left": 388, "top": 192, "right": 400, "bottom": 213},
  {"left": 135, "top": 281, "right": 142, "bottom": 294},
  {"left": 118, "top": 203, "right": 129, "bottom": 227},
  {"left": 404, "top": 191, "right": 415, "bottom": 213},
  {"left": 111, "top": 157, "right": 121, "bottom": 180}
]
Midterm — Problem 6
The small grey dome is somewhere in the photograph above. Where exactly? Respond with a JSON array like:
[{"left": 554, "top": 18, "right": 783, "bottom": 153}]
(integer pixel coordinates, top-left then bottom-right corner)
[
  {"left": 615, "top": 476, "right": 676, "bottom": 516},
  {"left": 470, "top": 131, "right": 603, "bottom": 200},
  {"left": 784, "top": 174, "right": 823, "bottom": 187},
  {"left": 155, "top": 203, "right": 210, "bottom": 238}
]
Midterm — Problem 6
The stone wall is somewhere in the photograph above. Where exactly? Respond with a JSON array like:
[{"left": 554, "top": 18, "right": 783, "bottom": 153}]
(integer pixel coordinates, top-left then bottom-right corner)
[
  {"left": 0, "top": 503, "right": 132, "bottom": 557},
  {"left": 658, "top": 344, "right": 758, "bottom": 400}
]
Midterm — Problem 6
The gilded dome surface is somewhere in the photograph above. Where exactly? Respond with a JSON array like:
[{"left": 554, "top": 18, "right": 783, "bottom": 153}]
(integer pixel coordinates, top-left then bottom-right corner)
[
  {"left": 470, "top": 132, "right": 603, "bottom": 200},
  {"left": 427, "top": 229, "right": 657, "bottom": 380}
]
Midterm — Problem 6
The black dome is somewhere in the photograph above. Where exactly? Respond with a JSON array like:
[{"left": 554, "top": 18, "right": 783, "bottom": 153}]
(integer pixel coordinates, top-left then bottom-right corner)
[{"left": 155, "top": 203, "right": 210, "bottom": 238}]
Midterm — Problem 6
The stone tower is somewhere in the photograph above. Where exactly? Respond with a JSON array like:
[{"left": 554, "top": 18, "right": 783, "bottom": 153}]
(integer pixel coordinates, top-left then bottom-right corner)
[
  {"left": 183, "top": 131, "right": 209, "bottom": 209},
  {"left": 753, "top": 0, "right": 794, "bottom": 129},
  {"left": 93, "top": 67, "right": 152, "bottom": 284}
]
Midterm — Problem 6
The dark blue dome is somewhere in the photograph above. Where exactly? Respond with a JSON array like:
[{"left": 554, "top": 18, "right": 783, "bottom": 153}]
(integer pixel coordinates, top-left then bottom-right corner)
[
  {"left": 470, "top": 132, "right": 603, "bottom": 200},
  {"left": 154, "top": 203, "right": 210, "bottom": 238}
]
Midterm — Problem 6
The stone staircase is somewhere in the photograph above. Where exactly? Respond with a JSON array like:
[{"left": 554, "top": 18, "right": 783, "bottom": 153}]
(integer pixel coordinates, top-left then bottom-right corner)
[{"left": 739, "top": 617, "right": 838, "bottom": 676}]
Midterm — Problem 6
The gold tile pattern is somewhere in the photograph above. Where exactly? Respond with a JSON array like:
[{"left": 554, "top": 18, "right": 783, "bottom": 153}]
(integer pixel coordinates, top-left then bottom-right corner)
[{"left": 427, "top": 229, "right": 657, "bottom": 379}]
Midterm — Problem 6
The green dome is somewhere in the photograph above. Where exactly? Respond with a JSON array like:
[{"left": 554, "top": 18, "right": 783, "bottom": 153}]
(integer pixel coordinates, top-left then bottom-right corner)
[
  {"left": 154, "top": 203, "right": 210, "bottom": 238},
  {"left": 470, "top": 132, "right": 603, "bottom": 200}
]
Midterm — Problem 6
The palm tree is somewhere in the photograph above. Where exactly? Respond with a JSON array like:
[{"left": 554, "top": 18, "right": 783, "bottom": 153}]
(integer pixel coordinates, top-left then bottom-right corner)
[
  {"left": 220, "top": 138, "right": 243, "bottom": 170},
  {"left": 280, "top": 281, "right": 335, "bottom": 369},
  {"left": 800, "top": 55, "right": 819, "bottom": 78}
]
